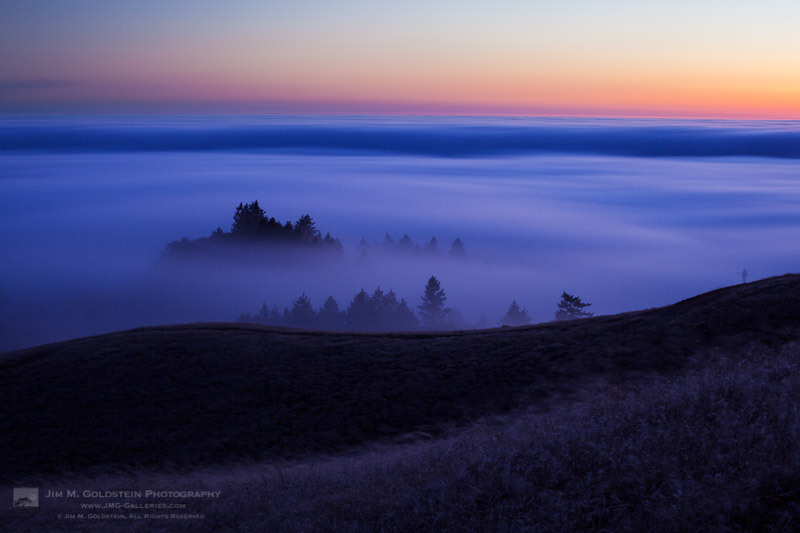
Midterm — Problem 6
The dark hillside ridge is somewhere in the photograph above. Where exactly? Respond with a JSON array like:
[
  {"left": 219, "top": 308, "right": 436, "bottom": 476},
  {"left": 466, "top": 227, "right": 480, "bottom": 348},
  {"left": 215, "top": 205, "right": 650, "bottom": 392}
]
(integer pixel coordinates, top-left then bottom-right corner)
[{"left": 2, "top": 274, "right": 799, "bottom": 480}]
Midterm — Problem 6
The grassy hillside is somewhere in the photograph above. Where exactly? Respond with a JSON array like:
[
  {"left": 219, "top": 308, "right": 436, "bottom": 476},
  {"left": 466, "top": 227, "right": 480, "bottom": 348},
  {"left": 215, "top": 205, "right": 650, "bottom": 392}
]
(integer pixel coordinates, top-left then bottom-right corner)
[
  {"left": 2, "top": 274, "right": 800, "bottom": 481},
  {"left": 3, "top": 344, "right": 799, "bottom": 532}
]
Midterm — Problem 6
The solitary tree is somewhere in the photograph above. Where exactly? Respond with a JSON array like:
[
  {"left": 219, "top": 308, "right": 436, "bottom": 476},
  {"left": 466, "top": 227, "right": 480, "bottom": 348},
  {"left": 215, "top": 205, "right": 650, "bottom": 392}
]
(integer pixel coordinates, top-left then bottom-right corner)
[
  {"left": 418, "top": 275, "right": 450, "bottom": 329},
  {"left": 423, "top": 237, "right": 440, "bottom": 254},
  {"left": 554, "top": 292, "right": 593, "bottom": 320},
  {"left": 501, "top": 300, "right": 531, "bottom": 326},
  {"left": 449, "top": 238, "right": 466, "bottom": 258},
  {"left": 398, "top": 234, "right": 414, "bottom": 249},
  {"left": 268, "top": 305, "right": 282, "bottom": 324}
]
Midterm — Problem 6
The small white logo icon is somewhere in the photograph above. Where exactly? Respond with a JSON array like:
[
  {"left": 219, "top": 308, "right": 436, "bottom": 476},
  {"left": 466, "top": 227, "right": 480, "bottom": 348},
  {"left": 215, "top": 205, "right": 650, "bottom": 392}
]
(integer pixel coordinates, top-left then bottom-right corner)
[{"left": 13, "top": 487, "right": 39, "bottom": 508}]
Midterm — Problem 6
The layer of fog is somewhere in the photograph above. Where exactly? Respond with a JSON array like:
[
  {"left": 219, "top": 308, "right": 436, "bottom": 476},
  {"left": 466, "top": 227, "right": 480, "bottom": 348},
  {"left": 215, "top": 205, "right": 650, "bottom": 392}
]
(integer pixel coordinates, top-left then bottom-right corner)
[
  {"left": 2, "top": 115, "right": 800, "bottom": 158},
  {"left": 2, "top": 146, "right": 800, "bottom": 349}
]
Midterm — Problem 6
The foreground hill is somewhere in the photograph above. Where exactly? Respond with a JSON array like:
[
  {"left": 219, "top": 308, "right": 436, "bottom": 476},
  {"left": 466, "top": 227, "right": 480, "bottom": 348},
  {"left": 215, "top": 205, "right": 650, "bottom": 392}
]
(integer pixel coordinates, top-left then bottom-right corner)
[{"left": 2, "top": 274, "right": 800, "bottom": 480}]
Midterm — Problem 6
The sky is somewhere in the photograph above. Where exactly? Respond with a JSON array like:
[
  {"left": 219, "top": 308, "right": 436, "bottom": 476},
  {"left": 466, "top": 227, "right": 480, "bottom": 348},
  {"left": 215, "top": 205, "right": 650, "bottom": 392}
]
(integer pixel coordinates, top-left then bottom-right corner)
[{"left": 1, "top": 0, "right": 799, "bottom": 117}]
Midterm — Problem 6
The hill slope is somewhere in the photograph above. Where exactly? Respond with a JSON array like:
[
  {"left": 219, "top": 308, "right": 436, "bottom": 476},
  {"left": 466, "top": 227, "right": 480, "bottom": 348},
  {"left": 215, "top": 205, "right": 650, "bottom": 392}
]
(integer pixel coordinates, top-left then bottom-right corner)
[{"left": 2, "top": 274, "right": 799, "bottom": 480}]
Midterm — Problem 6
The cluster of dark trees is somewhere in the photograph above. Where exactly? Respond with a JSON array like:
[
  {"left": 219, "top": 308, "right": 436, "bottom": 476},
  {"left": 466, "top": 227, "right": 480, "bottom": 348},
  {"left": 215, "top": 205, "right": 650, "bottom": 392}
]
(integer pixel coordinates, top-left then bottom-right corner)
[
  {"left": 358, "top": 234, "right": 466, "bottom": 258},
  {"left": 499, "top": 292, "right": 593, "bottom": 326},
  {"left": 239, "top": 276, "right": 463, "bottom": 331},
  {"left": 163, "top": 200, "right": 342, "bottom": 257},
  {"left": 239, "top": 275, "right": 594, "bottom": 331},
  {"left": 240, "top": 287, "right": 419, "bottom": 331}
]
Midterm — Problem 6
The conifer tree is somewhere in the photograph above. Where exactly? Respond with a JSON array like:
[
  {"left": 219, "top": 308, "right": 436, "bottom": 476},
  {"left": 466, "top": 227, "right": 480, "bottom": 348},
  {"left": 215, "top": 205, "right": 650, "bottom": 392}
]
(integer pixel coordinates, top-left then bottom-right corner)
[
  {"left": 294, "top": 214, "right": 320, "bottom": 243},
  {"left": 395, "top": 298, "right": 419, "bottom": 330},
  {"left": 449, "top": 238, "right": 466, "bottom": 258},
  {"left": 347, "top": 289, "right": 375, "bottom": 330},
  {"left": 317, "top": 296, "right": 344, "bottom": 330},
  {"left": 231, "top": 200, "right": 266, "bottom": 234},
  {"left": 554, "top": 292, "right": 593, "bottom": 320},
  {"left": 398, "top": 234, "right": 414, "bottom": 249},
  {"left": 418, "top": 275, "right": 450, "bottom": 329},
  {"left": 423, "top": 237, "right": 440, "bottom": 254},
  {"left": 501, "top": 300, "right": 531, "bottom": 326},
  {"left": 289, "top": 293, "right": 315, "bottom": 326}
]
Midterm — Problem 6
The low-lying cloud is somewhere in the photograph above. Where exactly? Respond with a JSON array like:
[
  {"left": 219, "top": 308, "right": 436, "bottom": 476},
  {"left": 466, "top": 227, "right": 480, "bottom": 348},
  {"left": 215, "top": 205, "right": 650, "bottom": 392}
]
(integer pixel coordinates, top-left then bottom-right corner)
[{"left": 2, "top": 119, "right": 799, "bottom": 159}]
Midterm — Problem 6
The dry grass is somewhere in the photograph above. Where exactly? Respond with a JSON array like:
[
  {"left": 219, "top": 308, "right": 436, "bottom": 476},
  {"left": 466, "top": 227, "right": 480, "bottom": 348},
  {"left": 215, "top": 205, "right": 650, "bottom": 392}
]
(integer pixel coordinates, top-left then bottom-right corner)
[
  {"left": 3, "top": 346, "right": 799, "bottom": 532},
  {"left": 2, "top": 275, "right": 800, "bottom": 531},
  {"left": 2, "top": 275, "right": 800, "bottom": 479}
]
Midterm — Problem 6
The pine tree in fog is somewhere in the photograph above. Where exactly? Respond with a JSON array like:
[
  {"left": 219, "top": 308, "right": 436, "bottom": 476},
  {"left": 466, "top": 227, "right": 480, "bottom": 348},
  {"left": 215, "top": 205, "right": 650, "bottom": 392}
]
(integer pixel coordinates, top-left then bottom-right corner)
[
  {"left": 294, "top": 214, "right": 320, "bottom": 243},
  {"left": 501, "top": 300, "right": 531, "bottom": 326},
  {"left": 231, "top": 200, "right": 266, "bottom": 234},
  {"left": 418, "top": 275, "right": 450, "bottom": 329},
  {"left": 423, "top": 237, "right": 440, "bottom": 254},
  {"left": 347, "top": 289, "right": 376, "bottom": 330},
  {"left": 322, "top": 232, "right": 343, "bottom": 251},
  {"left": 256, "top": 302, "right": 270, "bottom": 322},
  {"left": 316, "top": 296, "right": 345, "bottom": 330},
  {"left": 394, "top": 298, "right": 419, "bottom": 330},
  {"left": 375, "top": 288, "right": 418, "bottom": 330},
  {"left": 289, "top": 293, "right": 315, "bottom": 327},
  {"left": 449, "top": 238, "right": 466, "bottom": 258},
  {"left": 554, "top": 292, "right": 593, "bottom": 320},
  {"left": 398, "top": 234, "right": 414, "bottom": 249}
]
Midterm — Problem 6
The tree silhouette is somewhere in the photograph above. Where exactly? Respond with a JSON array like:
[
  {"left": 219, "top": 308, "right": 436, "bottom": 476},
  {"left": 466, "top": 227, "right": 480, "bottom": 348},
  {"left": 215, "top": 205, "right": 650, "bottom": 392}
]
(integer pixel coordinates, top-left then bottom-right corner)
[
  {"left": 289, "top": 293, "right": 315, "bottom": 326},
  {"left": 294, "top": 214, "right": 320, "bottom": 243},
  {"left": 322, "top": 232, "right": 343, "bottom": 251},
  {"left": 501, "top": 300, "right": 531, "bottom": 326},
  {"left": 394, "top": 298, "right": 419, "bottom": 330},
  {"left": 347, "top": 289, "right": 376, "bottom": 330},
  {"left": 418, "top": 275, "right": 450, "bottom": 329},
  {"left": 423, "top": 237, "right": 440, "bottom": 254},
  {"left": 449, "top": 237, "right": 466, "bottom": 258},
  {"left": 374, "top": 287, "right": 392, "bottom": 322},
  {"left": 231, "top": 200, "right": 266, "bottom": 234},
  {"left": 166, "top": 200, "right": 345, "bottom": 260},
  {"left": 268, "top": 305, "right": 282, "bottom": 324},
  {"left": 398, "top": 234, "right": 414, "bottom": 249},
  {"left": 554, "top": 292, "right": 593, "bottom": 320},
  {"left": 256, "top": 302, "right": 270, "bottom": 322},
  {"left": 317, "top": 296, "right": 344, "bottom": 330}
]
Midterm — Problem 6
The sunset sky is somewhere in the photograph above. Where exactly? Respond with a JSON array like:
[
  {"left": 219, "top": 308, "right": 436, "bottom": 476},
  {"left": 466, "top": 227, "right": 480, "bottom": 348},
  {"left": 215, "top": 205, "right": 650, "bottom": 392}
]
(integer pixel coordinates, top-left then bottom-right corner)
[{"left": 1, "top": 0, "right": 799, "bottom": 117}]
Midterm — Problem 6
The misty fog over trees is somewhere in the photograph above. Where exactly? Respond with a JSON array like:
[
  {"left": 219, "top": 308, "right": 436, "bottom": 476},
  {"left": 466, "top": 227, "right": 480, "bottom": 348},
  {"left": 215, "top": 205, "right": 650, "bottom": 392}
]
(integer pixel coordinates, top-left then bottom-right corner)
[
  {"left": 163, "top": 200, "right": 343, "bottom": 259},
  {"left": 239, "top": 275, "right": 593, "bottom": 332},
  {"left": 359, "top": 233, "right": 468, "bottom": 259},
  {"left": 161, "top": 200, "right": 470, "bottom": 266},
  {"left": 239, "top": 281, "right": 426, "bottom": 331}
]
